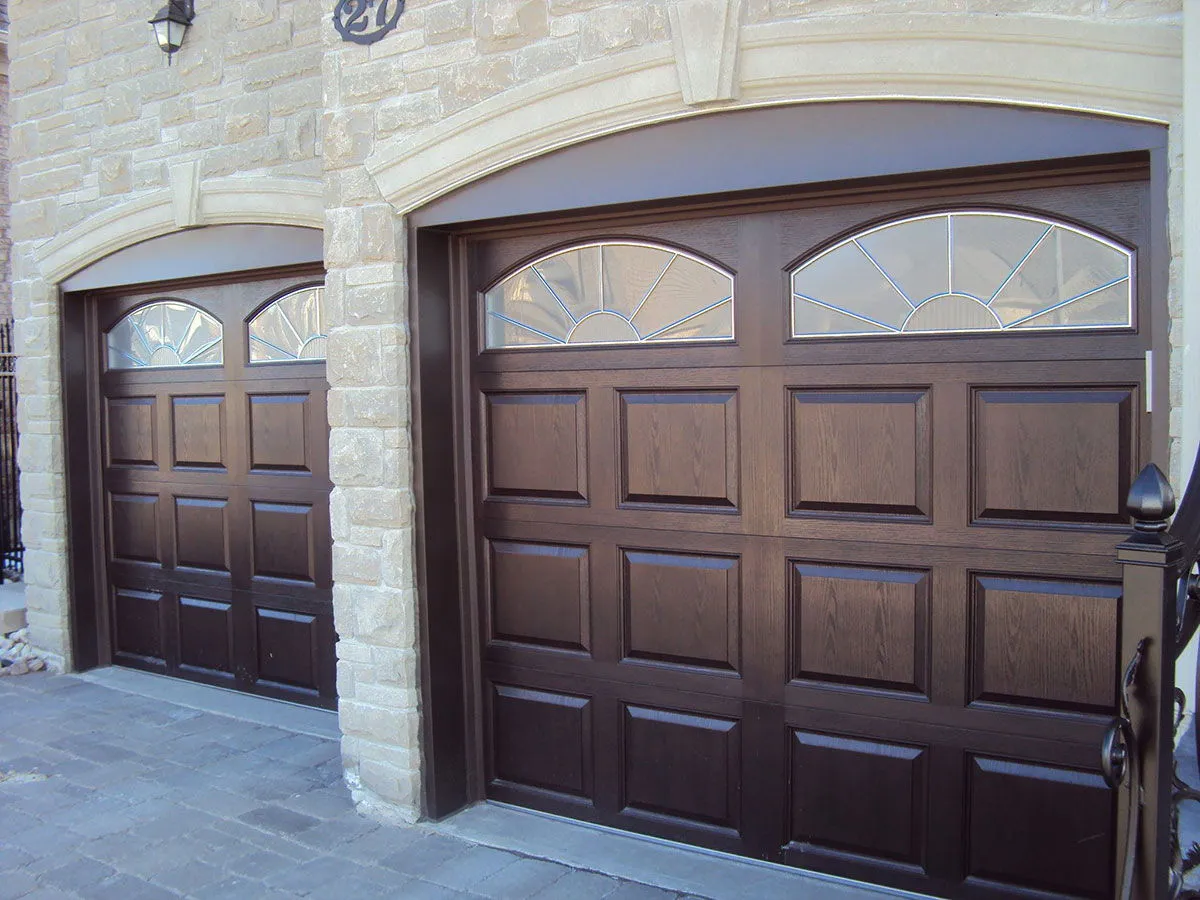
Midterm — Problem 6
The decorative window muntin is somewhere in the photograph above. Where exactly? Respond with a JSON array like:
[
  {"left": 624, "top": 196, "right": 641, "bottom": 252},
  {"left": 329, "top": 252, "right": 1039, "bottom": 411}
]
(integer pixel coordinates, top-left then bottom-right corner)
[
  {"left": 248, "top": 285, "right": 327, "bottom": 363},
  {"left": 789, "top": 211, "right": 1133, "bottom": 338},
  {"left": 483, "top": 241, "right": 735, "bottom": 349},
  {"left": 106, "top": 300, "right": 223, "bottom": 370}
]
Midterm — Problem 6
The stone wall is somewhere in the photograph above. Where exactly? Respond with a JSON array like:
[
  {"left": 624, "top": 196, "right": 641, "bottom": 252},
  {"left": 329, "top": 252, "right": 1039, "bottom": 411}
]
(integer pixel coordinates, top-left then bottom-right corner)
[{"left": 7, "top": 0, "right": 1186, "bottom": 828}]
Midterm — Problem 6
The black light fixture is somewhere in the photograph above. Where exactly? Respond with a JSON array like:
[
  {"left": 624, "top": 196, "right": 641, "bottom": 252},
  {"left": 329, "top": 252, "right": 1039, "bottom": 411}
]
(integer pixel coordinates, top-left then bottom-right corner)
[{"left": 149, "top": 0, "right": 195, "bottom": 65}]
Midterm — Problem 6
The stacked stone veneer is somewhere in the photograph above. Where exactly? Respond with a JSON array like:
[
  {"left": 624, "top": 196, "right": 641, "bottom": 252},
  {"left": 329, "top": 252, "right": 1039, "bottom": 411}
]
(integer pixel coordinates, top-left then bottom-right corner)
[{"left": 8, "top": 0, "right": 1187, "bottom": 825}]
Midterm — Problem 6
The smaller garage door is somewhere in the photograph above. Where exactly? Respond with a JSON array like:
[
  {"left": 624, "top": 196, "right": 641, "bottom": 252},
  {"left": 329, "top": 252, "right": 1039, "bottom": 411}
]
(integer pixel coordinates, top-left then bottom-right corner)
[{"left": 94, "top": 272, "right": 335, "bottom": 708}]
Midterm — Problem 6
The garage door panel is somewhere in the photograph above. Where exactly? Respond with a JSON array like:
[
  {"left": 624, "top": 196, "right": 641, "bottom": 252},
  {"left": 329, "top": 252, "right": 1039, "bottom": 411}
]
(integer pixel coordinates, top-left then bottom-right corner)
[
  {"left": 621, "top": 548, "right": 740, "bottom": 673},
  {"left": 248, "top": 392, "right": 313, "bottom": 474},
  {"left": 251, "top": 501, "right": 316, "bottom": 584},
  {"left": 489, "top": 682, "right": 595, "bottom": 802},
  {"left": 621, "top": 704, "right": 742, "bottom": 834},
  {"left": 109, "top": 491, "right": 162, "bottom": 565},
  {"left": 972, "top": 387, "right": 1136, "bottom": 527},
  {"left": 174, "top": 495, "right": 230, "bottom": 573},
  {"left": 966, "top": 755, "right": 1114, "bottom": 899},
  {"left": 111, "top": 586, "right": 167, "bottom": 666},
  {"left": 177, "top": 595, "right": 236, "bottom": 681},
  {"left": 786, "top": 729, "right": 928, "bottom": 869},
  {"left": 618, "top": 389, "right": 739, "bottom": 511},
  {"left": 254, "top": 606, "right": 324, "bottom": 696},
  {"left": 969, "top": 574, "right": 1120, "bottom": 715},
  {"left": 486, "top": 538, "right": 591, "bottom": 653},
  {"left": 170, "top": 394, "right": 227, "bottom": 471},
  {"left": 483, "top": 390, "right": 588, "bottom": 503},
  {"left": 789, "top": 389, "right": 931, "bottom": 521},
  {"left": 105, "top": 395, "right": 158, "bottom": 468},
  {"left": 788, "top": 561, "right": 929, "bottom": 697}
]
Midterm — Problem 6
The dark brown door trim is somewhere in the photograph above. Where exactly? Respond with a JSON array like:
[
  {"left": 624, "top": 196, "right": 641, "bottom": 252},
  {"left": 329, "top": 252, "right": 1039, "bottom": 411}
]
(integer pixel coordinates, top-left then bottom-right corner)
[{"left": 410, "top": 103, "right": 1172, "bottom": 833}]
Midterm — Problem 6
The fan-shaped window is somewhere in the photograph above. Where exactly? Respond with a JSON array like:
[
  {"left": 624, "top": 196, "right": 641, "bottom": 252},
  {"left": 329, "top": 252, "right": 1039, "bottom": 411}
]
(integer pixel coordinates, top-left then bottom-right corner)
[
  {"left": 106, "top": 300, "right": 223, "bottom": 370},
  {"left": 483, "top": 242, "right": 734, "bottom": 349},
  {"left": 248, "top": 286, "right": 327, "bottom": 363},
  {"left": 790, "top": 212, "right": 1133, "bottom": 338}
]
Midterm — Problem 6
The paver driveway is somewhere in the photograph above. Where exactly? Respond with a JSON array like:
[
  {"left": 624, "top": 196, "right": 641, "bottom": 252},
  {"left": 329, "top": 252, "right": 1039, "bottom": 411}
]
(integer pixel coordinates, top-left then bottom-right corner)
[{"left": 0, "top": 672, "right": 705, "bottom": 900}]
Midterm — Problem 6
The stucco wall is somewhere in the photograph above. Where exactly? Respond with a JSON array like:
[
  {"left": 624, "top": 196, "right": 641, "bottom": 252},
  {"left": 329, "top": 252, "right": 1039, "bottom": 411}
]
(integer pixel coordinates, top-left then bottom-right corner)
[{"left": 7, "top": 0, "right": 1186, "bottom": 825}]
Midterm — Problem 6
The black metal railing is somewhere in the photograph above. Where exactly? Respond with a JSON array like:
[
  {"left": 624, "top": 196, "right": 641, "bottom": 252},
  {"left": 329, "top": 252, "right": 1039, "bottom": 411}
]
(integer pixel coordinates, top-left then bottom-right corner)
[{"left": 0, "top": 320, "right": 23, "bottom": 581}]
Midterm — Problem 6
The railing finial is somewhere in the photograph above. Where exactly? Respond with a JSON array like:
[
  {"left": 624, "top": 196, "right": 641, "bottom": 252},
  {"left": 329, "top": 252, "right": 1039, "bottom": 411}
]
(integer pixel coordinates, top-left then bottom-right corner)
[{"left": 1127, "top": 463, "right": 1177, "bottom": 533}]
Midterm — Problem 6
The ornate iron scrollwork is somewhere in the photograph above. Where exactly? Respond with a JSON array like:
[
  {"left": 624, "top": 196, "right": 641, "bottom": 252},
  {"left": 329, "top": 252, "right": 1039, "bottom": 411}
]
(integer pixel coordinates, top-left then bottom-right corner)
[{"left": 333, "top": 0, "right": 405, "bottom": 45}]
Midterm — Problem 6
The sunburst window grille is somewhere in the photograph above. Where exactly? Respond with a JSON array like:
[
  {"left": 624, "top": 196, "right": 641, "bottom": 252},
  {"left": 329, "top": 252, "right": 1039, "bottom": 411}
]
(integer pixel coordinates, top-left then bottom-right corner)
[
  {"left": 483, "top": 242, "right": 734, "bottom": 349},
  {"left": 248, "top": 286, "right": 327, "bottom": 363},
  {"left": 790, "top": 212, "right": 1133, "bottom": 338},
  {"left": 106, "top": 300, "right": 223, "bottom": 370}
]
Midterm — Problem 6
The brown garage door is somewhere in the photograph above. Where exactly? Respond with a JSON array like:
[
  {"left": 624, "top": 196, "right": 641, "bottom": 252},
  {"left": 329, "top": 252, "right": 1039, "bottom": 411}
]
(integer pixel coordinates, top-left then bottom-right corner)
[
  {"left": 469, "top": 173, "right": 1151, "bottom": 898},
  {"left": 96, "top": 271, "right": 335, "bottom": 708}
]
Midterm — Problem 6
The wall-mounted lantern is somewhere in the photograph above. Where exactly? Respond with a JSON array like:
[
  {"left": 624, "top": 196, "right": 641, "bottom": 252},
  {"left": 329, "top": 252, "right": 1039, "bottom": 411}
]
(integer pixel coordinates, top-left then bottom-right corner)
[{"left": 149, "top": 0, "right": 195, "bottom": 65}]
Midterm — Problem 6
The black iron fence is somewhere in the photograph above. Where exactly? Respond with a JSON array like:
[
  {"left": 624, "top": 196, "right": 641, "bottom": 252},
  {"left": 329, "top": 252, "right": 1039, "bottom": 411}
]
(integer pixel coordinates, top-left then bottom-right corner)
[{"left": 0, "top": 320, "right": 22, "bottom": 580}]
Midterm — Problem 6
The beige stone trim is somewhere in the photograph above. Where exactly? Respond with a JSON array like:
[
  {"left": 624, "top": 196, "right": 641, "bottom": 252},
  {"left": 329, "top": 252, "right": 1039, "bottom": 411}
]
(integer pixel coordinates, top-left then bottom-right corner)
[
  {"left": 669, "top": 0, "right": 744, "bottom": 106},
  {"left": 34, "top": 176, "right": 323, "bottom": 285},
  {"left": 366, "top": 15, "right": 1182, "bottom": 214}
]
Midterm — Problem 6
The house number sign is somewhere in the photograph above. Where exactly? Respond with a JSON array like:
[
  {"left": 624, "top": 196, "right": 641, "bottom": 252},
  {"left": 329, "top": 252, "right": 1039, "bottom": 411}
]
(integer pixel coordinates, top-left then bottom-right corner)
[{"left": 333, "top": 0, "right": 405, "bottom": 44}]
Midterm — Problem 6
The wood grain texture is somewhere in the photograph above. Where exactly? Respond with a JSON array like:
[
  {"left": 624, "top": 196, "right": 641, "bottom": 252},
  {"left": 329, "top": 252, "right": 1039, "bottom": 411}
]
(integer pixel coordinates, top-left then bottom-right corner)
[
  {"left": 789, "top": 730, "right": 927, "bottom": 866},
  {"left": 622, "top": 704, "right": 741, "bottom": 831},
  {"left": 791, "top": 562, "right": 928, "bottom": 694},
  {"left": 249, "top": 393, "right": 310, "bottom": 473},
  {"left": 489, "top": 540, "right": 590, "bottom": 652},
  {"left": 106, "top": 396, "right": 157, "bottom": 467},
  {"left": 174, "top": 497, "right": 229, "bottom": 572},
  {"left": 622, "top": 549, "right": 739, "bottom": 672},
  {"left": 620, "top": 390, "right": 738, "bottom": 510},
  {"left": 109, "top": 493, "right": 160, "bottom": 565},
  {"left": 966, "top": 756, "right": 1113, "bottom": 898},
  {"left": 486, "top": 391, "right": 587, "bottom": 502},
  {"left": 251, "top": 502, "right": 314, "bottom": 583},
  {"left": 790, "top": 390, "right": 929, "bottom": 518},
  {"left": 971, "top": 575, "right": 1119, "bottom": 712},
  {"left": 171, "top": 395, "right": 226, "bottom": 470},
  {"left": 491, "top": 683, "right": 593, "bottom": 800},
  {"left": 974, "top": 388, "right": 1134, "bottom": 526}
]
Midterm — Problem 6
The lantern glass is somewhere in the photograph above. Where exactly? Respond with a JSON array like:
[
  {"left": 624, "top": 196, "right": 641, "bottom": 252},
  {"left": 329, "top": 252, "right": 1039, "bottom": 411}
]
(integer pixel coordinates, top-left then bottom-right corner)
[{"left": 149, "top": 3, "right": 192, "bottom": 56}]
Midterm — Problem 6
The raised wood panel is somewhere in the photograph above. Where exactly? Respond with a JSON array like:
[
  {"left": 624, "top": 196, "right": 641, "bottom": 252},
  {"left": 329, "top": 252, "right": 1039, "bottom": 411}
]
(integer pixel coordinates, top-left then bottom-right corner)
[
  {"left": 622, "top": 705, "right": 740, "bottom": 832},
  {"left": 179, "top": 597, "right": 234, "bottom": 677},
  {"left": 106, "top": 396, "right": 156, "bottom": 468},
  {"left": 485, "top": 392, "right": 587, "bottom": 502},
  {"left": 491, "top": 683, "right": 593, "bottom": 800},
  {"left": 109, "top": 492, "right": 160, "bottom": 565},
  {"left": 619, "top": 390, "right": 738, "bottom": 510},
  {"left": 255, "top": 607, "right": 320, "bottom": 692},
  {"left": 112, "top": 588, "right": 164, "bottom": 663},
  {"left": 174, "top": 497, "right": 229, "bottom": 572},
  {"left": 967, "top": 756, "right": 1113, "bottom": 898},
  {"left": 789, "top": 731, "right": 927, "bottom": 867},
  {"left": 251, "top": 501, "right": 314, "bottom": 583},
  {"left": 622, "top": 549, "right": 739, "bottom": 672},
  {"left": 971, "top": 575, "right": 1119, "bottom": 713},
  {"left": 973, "top": 388, "right": 1134, "bottom": 526},
  {"left": 790, "top": 390, "right": 930, "bottom": 519},
  {"left": 489, "top": 540, "right": 589, "bottom": 652},
  {"left": 171, "top": 395, "right": 226, "bottom": 470},
  {"left": 790, "top": 562, "right": 928, "bottom": 695},
  {"left": 249, "top": 393, "right": 310, "bottom": 474}
]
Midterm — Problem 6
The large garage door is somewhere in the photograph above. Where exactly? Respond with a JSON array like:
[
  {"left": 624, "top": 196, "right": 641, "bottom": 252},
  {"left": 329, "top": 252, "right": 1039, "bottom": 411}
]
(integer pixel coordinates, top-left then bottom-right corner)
[
  {"left": 96, "top": 272, "right": 336, "bottom": 708},
  {"left": 469, "top": 174, "right": 1152, "bottom": 898}
]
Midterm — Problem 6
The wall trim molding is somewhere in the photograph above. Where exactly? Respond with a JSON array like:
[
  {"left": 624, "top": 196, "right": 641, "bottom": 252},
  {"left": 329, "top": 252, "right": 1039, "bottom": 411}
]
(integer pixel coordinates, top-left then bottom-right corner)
[
  {"left": 366, "top": 14, "right": 1182, "bottom": 214},
  {"left": 34, "top": 176, "right": 324, "bottom": 285}
]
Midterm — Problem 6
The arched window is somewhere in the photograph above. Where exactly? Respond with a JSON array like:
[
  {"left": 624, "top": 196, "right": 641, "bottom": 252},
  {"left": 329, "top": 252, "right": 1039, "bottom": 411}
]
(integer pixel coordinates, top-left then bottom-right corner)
[
  {"left": 106, "top": 300, "right": 223, "bottom": 370},
  {"left": 248, "top": 286, "right": 327, "bottom": 363},
  {"left": 790, "top": 211, "right": 1133, "bottom": 338},
  {"left": 483, "top": 242, "right": 734, "bottom": 349}
]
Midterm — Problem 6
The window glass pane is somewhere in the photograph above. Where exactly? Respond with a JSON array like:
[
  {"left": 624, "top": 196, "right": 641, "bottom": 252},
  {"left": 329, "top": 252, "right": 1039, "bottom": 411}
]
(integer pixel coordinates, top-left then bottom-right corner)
[
  {"left": 106, "top": 300, "right": 223, "bottom": 370},
  {"left": 790, "top": 212, "right": 1132, "bottom": 338},
  {"left": 248, "top": 286, "right": 327, "bottom": 363},
  {"left": 484, "top": 243, "right": 733, "bottom": 349}
]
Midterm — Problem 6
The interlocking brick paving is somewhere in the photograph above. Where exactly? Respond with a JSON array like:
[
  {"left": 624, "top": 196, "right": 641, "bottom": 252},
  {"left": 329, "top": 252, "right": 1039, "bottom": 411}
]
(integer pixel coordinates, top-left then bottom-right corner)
[{"left": 0, "top": 673, "right": 705, "bottom": 900}]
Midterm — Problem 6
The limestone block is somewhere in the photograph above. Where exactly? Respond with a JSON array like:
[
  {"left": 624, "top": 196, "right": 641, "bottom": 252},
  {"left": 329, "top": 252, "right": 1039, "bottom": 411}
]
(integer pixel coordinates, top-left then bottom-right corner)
[
  {"left": 223, "top": 94, "right": 270, "bottom": 143},
  {"left": 426, "top": 0, "right": 476, "bottom": 44},
  {"left": 328, "top": 387, "right": 405, "bottom": 428},
  {"left": 329, "top": 427, "right": 388, "bottom": 484},
  {"left": 580, "top": 4, "right": 650, "bottom": 59},
  {"left": 440, "top": 56, "right": 517, "bottom": 114},
  {"left": 376, "top": 93, "right": 443, "bottom": 138},
  {"left": 356, "top": 759, "right": 421, "bottom": 814},
  {"left": 226, "top": 21, "right": 295, "bottom": 61},
  {"left": 102, "top": 84, "right": 141, "bottom": 126},
  {"left": 98, "top": 156, "right": 132, "bottom": 196},
  {"left": 345, "top": 487, "right": 411, "bottom": 528},
  {"left": 327, "top": 328, "right": 385, "bottom": 387},
  {"left": 323, "top": 108, "right": 375, "bottom": 170},
  {"left": 478, "top": 0, "right": 551, "bottom": 50},
  {"left": 333, "top": 542, "right": 384, "bottom": 585},
  {"left": 514, "top": 38, "right": 580, "bottom": 80}
]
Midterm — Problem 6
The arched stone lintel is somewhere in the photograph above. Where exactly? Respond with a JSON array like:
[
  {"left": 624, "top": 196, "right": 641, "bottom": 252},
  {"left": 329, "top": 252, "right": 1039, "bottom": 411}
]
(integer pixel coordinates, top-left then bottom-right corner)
[
  {"left": 365, "top": 14, "right": 1182, "bottom": 215},
  {"left": 34, "top": 176, "right": 324, "bottom": 286}
]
